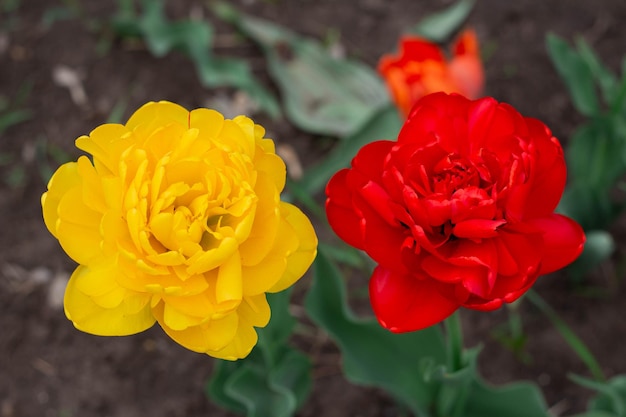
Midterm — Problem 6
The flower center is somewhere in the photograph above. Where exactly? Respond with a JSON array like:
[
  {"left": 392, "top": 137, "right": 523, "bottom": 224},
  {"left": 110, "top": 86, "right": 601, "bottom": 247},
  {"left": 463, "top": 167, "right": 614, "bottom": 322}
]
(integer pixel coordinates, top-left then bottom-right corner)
[{"left": 432, "top": 154, "right": 480, "bottom": 196}]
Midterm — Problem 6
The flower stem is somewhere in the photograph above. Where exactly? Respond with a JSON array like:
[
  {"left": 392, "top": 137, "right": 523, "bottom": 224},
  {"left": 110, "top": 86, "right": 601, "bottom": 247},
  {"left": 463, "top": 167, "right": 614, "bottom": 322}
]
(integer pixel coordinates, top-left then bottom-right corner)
[{"left": 445, "top": 311, "right": 464, "bottom": 372}]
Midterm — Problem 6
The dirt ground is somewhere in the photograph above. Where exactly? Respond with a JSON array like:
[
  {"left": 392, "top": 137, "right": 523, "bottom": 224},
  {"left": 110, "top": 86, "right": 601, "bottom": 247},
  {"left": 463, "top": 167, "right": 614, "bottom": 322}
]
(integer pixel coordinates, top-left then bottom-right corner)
[{"left": 1, "top": 1, "right": 626, "bottom": 416}]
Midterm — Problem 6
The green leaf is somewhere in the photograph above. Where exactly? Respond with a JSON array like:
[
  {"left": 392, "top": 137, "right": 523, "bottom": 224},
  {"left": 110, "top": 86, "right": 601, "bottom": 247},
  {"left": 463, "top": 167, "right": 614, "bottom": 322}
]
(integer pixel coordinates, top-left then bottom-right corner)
[
  {"left": 526, "top": 291, "right": 605, "bottom": 382},
  {"left": 0, "top": 109, "right": 31, "bottom": 136},
  {"left": 307, "top": 251, "right": 552, "bottom": 417},
  {"left": 112, "top": 0, "right": 280, "bottom": 117},
  {"left": 575, "top": 36, "right": 617, "bottom": 106},
  {"left": 296, "top": 105, "right": 402, "bottom": 195},
  {"left": 214, "top": 2, "right": 389, "bottom": 137},
  {"left": 206, "top": 360, "right": 249, "bottom": 415},
  {"left": 436, "top": 346, "right": 549, "bottom": 417},
  {"left": 571, "top": 375, "right": 626, "bottom": 416},
  {"left": 305, "top": 249, "right": 447, "bottom": 416},
  {"left": 464, "top": 379, "right": 549, "bottom": 417},
  {"left": 256, "top": 290, "right": 297, "bottom": 364},
  {"left": 610, "top": 68, "right": 626, "bottom": 116},
  {"left": 412, "top": 0, "right": 475, "bottom": 43},
  {"left": 546, "top": 33, "right": 600, "bottom": 116},
  {"left": 222, "top": 351, "right": 310, "bottom": 417},
  {"left": 206, "top": 290, "right": 311, "bottom": 417}
]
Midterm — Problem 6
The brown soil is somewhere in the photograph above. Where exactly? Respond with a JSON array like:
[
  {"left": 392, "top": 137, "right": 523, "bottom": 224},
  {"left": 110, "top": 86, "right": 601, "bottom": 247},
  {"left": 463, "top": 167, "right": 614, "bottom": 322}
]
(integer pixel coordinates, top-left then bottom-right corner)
[{"left": 1, "top": 1, "right": 626, "bottom": 416}]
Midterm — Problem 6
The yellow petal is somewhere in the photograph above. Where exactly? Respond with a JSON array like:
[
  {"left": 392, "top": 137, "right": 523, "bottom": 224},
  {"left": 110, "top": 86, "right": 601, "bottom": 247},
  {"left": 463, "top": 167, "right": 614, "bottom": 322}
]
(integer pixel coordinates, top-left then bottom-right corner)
[
  {"left": 241, "top": 215, "right": 298, "bottom": 295},
  {"left": 64, "top": 266, "right": 155, "bottom": 336},
  {"left": 74, "top": 261, "right": 119, "bottom": 297},
  {"left": 218, "top": 119, "right": 255, "bottom": 157},
  {"left": 75, "top": 124, "right": 130, "bottom": 175},
  {"left": 238, "top": 174, "right": 280, "bottom": 266},
  {"left": 162, "top": 302, "right": 202, "bottom": 331},
  {"left": 155, "top": 302, "right": 239, "bottom": 353},
  {"left": 186, "top": 236, "right": 238, "bottom": 275},
  {"left": 238, "top": 294, "right": 271, "bottom": 327},
  {"left": 254, "top": 151, "right": 286, "bottom": 194},
  {"left": 143, "top": 123, "right": 188, "bottom": 161},
  {"left": 54, "top": 185, "right": 103, "bottom": 265},
  {"left": 162, "top": 291, "right": 216, "bottom": 321},
  {"left": 189, "top": 108, "right": 225, "bottom": 141},
  {"left": 206, "top": 316, "right": 258, "bottom": 360},
  {"left": 146, "top": 250, "right": 186, "bottom": 266},
  {"left": 42, "top": 162, "right": 80, "bottom": 237},
  {"left": 76, "top": 156, "right": 107, "bottom": 213},
  {"left": 215, "top": 252, "right": 242, "bottom": 311},
  {"left": 125, "top": 101, "right": 189, "bottom": 140},
  {"left": 268, "top": 202, "right": 318, "bottom": 293}
]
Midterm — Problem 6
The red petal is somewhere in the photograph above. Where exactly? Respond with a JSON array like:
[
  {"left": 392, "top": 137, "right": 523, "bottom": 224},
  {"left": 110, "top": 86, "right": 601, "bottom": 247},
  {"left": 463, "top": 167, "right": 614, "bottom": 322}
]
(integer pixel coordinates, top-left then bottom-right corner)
[
  {"left": 352, "top": 140, "right": 395, "bottom": 184},
  {"left": 326, "top": 169, "right": 364, "bottom": 249},
  {"left": 522, "top": 118, "right": 567, "bottom": 218},
  {"left": 399, "top": 93, "right": 470, "bottom": 148},
  {"left": 359, "top": 200, "right": 409, "bottom": 274},
  {"left": 370, "top": 266, "right": 459, "bottom": 333},
  {"left": 529, "top": 214, "right": 586, "bottom": 274},
  {"left": 452, "top": 219, "right": 506, "bottom": 239}
]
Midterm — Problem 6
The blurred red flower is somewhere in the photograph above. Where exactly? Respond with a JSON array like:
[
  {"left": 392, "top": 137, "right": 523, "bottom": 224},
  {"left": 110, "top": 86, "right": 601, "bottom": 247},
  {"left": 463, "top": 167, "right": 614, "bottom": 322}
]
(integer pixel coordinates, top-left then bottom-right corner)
[
  {"left": 378, "top": 29, "right": 484, "bottom": 117},
  {"left": 325, "top": 93, "right": 585, "bottom": 332}
]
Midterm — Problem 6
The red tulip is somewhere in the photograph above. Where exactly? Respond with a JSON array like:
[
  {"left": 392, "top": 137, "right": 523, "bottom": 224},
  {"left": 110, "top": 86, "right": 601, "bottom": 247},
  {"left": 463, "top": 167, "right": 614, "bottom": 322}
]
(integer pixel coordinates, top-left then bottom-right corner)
[
  {"left": 378, "top": 29, "right": 485, "bottom": 117},
  {"left": 326, "top": 93, "right": 585, "bottom": 332}
]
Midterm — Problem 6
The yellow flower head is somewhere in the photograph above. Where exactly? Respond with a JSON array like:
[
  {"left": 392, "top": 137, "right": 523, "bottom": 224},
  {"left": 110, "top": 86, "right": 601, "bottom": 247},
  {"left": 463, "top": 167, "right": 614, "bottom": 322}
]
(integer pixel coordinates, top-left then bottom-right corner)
[{"left": 42, "top": 101, "right": 317, "bottom": 360}]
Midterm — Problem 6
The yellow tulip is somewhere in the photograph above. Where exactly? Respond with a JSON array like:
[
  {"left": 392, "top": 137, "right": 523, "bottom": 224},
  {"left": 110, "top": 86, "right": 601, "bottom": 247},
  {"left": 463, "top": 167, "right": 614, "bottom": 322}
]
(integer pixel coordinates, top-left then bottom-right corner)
[{"left": 42, "top": 101, "right": 317, "bottom": 360}]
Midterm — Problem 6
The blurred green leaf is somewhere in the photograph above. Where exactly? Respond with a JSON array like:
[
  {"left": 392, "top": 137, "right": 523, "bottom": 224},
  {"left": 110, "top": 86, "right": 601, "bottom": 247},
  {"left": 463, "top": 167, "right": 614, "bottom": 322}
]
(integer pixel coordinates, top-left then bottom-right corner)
[
  {"left": 566, "top": 119, "right": 625, "bottom": 191},
  {"left": 206, "top": 290, "right": 311, "bottom": 417},
  {"left": 207, "top": 360, "right": 249, "bottom": 415},
  {"left": 41, "top": 6, "right": 79, "bottom": 28},
  {"left": 526, "top": 291, "right": 605, "bottom": 382},
  {"left": 296, "top": 105, "right": 402, "bottom": 195},
  {"left": 412, "top": 0, "right": 475, "bottom": 43},
  {"left": 610, "top": 70, "right": 626, "bottom": 116},
  {"left": 112, "top": 0, "right": 279, "bottom": 117},
  {"left": 305, "top": 249, "right": 446, "bottom": 415},
  {"left": 0, "top": 109, "right": 31, "bottom": 136},
  {"left": 571, "top": 375, "right": 626, "bottom": 417},
  {"left": 307, "top": 250, "right": 550, "bottom": 417},
  {"left": 547, "top": 33, "right": 600, "bottom": 116},
  {"left": 575, "top": 36, "right": 617, "bottom": 106},
  {"left": 463, "top": 378, "right": 549, "bottom": 417},
  {"left": 5, "top": 165, "right": 25, "bottom": 188},
  {"left": 214, "top": 2, "right": 389, "bottom": 137},
  {"left": 317, "top": 242, "right": 368, "bottom": 270}
]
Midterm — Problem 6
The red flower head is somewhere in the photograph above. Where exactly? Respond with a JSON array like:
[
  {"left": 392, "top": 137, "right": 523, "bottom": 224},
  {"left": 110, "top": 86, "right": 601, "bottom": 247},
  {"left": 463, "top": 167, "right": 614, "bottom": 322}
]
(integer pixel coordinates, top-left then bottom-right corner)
[
  {"left": 378, "top": 29, "right": 484, "bottom": 117},
  {"left": 326, "top": 93, "right": 585, "bottom": 333}
]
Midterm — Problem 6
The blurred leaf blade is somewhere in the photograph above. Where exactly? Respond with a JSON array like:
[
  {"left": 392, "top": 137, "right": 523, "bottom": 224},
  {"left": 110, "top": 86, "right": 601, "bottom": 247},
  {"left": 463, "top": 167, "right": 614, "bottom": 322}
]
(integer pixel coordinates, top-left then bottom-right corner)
[
  {"left": 412, "top": 0, "right": 475, "bottom": 43},
  {"left": 214, "top": 2, "right": 389, "bottom": 137},
  {"left": 305, "top": 249, "right": 447, "bottom": 415},
  {"left": 546, "top": 33, "right": 600, "bottom": 116},
  {"left": 206, "top": 290, "right": 311, "bottom": 417},
  {"left": 526, "top": 291, "right": 605, "bottom": 382},
  {"left": 0, "top": 109, "right": 31, "bottom": 136},
  {"left": 464, "top": 379, "right": 549, "bottom": 417},
  {"left": 111, "top": 0, "right": 279, "bottom": 117},
  {"left": 575, "top": 36, "right": 617, "bottom": 106},
  {"left": 296, "top": 104, "right": 402, "bottom": 195},
  {"left": 570, "top": 374, "right": 626, "bottom": 417}
]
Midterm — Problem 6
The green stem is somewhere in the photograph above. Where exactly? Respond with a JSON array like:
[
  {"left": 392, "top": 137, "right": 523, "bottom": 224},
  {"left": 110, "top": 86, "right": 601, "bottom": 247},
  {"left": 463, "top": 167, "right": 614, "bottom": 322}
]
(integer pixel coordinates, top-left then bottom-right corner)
[
  {"left": 526, "top": 290, "right": 605, "bottom": 381},
  {"left": 445, "top": 311, "right": 464, "bottom": 372}
]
